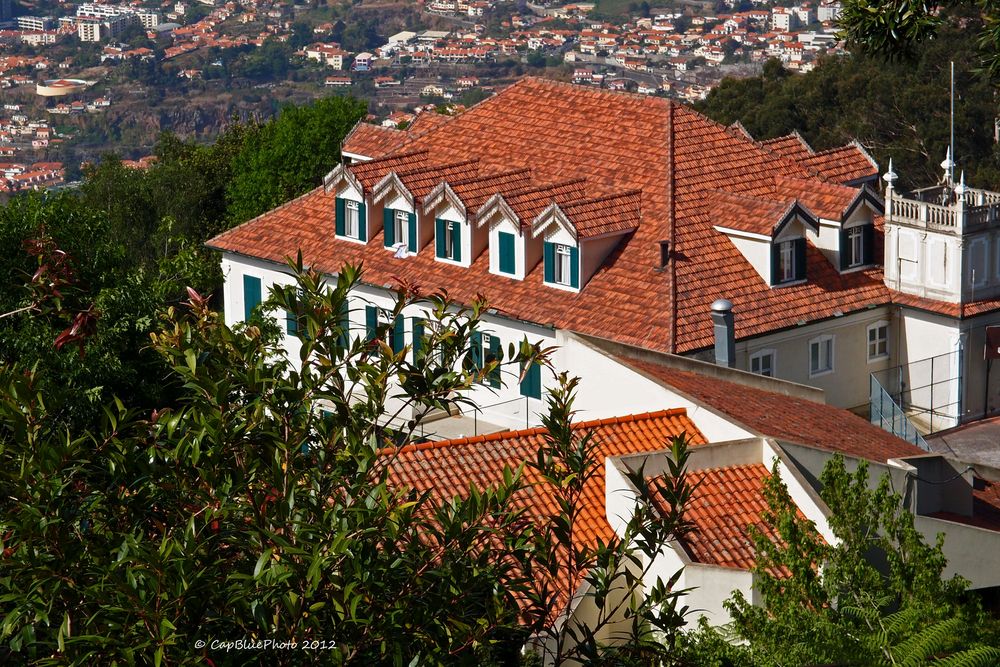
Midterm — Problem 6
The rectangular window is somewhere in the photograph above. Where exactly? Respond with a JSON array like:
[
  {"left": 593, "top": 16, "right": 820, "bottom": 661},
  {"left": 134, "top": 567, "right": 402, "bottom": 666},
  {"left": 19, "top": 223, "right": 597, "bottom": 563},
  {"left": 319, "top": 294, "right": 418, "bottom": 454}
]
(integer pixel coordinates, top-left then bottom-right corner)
[
  {"left": 394, "top": 209, "right": 408, "bottom": 248},
  {"left": 554, "top": 244, "right": 572, "bottom": 285},
  {"left": 345, "top": 200, "right": 360, "bottom": 239},
  {"left": 867, "top": 322, "right": 889, "bottom": 360},
  {"left": 482, "top": 333, "right": 501, "bottom": 388},
  {"left": 809, "top": 335, "right": 834, "bottom": 376},
  {"left": 750, "top": 350, "right": 775, "bottom": 377},
  {"left": 779, "top": 241, "right": 796, "bottom": 282},
  {"left": 848, "top": 226, "right": 864, "bottom": 268},
  {"left": 444, "top": 221, "right": 454, "bottom": 259}
]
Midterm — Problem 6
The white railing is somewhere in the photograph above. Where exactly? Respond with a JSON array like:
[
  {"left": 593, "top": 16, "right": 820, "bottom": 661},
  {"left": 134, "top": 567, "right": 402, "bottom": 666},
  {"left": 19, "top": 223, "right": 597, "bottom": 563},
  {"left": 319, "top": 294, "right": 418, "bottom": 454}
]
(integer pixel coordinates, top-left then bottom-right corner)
[{"left": 890, "top": 193, "right": 1000, "bottom": 230}]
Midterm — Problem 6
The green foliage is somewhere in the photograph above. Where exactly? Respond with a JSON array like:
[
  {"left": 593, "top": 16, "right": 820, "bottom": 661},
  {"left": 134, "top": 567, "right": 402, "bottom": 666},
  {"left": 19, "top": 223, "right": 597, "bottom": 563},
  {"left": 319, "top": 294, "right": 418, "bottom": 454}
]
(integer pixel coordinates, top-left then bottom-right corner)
[
  {"left": 225, "top": 95, "right": 367, "bottom": 224},
  {"left": 687, "top": 455, "right": 1000, "bottom": 666},
  {"left": 697, "top": 22, "right": 1000, "bottom": 190}
]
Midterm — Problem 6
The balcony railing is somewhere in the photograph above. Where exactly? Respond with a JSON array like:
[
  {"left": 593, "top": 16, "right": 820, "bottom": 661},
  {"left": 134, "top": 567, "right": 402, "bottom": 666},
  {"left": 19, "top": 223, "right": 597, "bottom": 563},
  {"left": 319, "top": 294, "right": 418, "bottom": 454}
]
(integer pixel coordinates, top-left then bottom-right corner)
[{"left": 890, "top": 191, "right": 1000, "bottom": 231}]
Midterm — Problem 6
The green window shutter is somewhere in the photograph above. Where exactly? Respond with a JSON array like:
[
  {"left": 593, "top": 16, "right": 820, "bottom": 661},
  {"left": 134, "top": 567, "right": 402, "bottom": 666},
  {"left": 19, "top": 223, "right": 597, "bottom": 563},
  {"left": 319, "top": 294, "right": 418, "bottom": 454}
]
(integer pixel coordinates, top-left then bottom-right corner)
[
  {"left": 770, "top": 243, "right": 780, "bottom": 286},
  {"left": 469, "top": 331, "right": 483, "bottom": 370},
  {"left": 243, "top": 275, "right": 261, "bottom": 321},
  {"left": 488, "top": 335, "right": 501, "bottom": 388},
  {"left": 358, "top": 201, "right": 367, "bottom": 242},
  {"left": 407, "top": 212, "right": 417, "bottom": 252},
  {"left": 839, "top": 227, "right": 850, "bottom": 270},
  {"left": 335, "top": 197, "right": 345, "bottom": 237},
  {"left": 383, "top": 208, "right": 395, "bottom": 247},
  {"left": 435, "top": 218, "right": 447, "bottom": 258},
  {"left": 544, "top": 242, "right": 555, "bottom": 283},
  {"left": 412, "top": 317, "right": 425, "bottom": 362},
  {"left": 337, "top": 299, "right": 350, "bottom": 348},
  {"left": 570, "top": 245, "right": 580, "bottom": 288},
  {"left": 520, "top": 361, "right": 541, "bottom": 399},
  {"left": 498, "top": 231, "right": 515, "bottom": 274},
  {"left": 365, "top": 305, "right": 378, "bottom": 342},
  {"left": 795, "top": 238, "right": 807, "bottom": 281},
  {"left": 392, "top": 316, "right": 405, "bottom": 354},
  {"left": 286, "top": 309, "right": 297, "bottom": 335},
  {"left": 862, "top": 224, "right": 875, "bottom": 265},
  {"left": 451, "top": 221, "right": 462, "bottom": 262}
]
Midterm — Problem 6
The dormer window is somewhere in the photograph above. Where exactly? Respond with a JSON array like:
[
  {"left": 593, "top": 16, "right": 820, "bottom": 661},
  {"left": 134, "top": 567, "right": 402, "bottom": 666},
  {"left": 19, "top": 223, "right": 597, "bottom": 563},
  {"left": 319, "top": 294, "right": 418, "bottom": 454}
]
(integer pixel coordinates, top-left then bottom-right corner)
[
  {"left": 335, "top": 197, "right": 367, "bottom": 242},
  {"left": 554, "top": 244, "right": 574, "bottom": 285},
  {"left": 771, "top": 238, "right": 805, "bottom": 285},
  {"left": 840, "top": 223, "right": 874, "bottom": 270},
  {"left": 383, "top": 207, "right": 416, "bottom": 252},
  {"left": 435, "top": 218, "right": 462, "bottom": 262}
]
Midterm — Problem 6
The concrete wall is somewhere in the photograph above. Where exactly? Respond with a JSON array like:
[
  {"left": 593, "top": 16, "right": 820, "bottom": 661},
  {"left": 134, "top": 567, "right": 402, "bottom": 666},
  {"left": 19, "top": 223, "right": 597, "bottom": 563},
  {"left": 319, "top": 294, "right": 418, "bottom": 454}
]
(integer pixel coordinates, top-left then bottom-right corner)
[{"left": 732, "top": 306, "right": 895, "bottom": 411}]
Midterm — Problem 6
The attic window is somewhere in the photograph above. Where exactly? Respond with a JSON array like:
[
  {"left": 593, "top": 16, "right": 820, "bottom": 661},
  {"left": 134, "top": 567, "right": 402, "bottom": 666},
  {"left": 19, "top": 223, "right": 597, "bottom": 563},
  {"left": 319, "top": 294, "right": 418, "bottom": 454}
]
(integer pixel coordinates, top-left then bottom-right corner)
[
  {"left": 554, "top": 245, "right": 573, "bottom": 286},
  {"left": 771, "top": 238, "right": 806, "bottom": 285},
  {"left": 659, "top": 240, "right": 670, "bottom": 268}
]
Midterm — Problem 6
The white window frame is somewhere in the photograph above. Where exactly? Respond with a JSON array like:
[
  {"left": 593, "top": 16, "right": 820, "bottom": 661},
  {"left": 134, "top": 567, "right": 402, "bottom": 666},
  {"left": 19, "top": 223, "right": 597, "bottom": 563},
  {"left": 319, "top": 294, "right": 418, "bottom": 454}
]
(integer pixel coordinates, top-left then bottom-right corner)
[
  {"left": 443, "top": 220, "right": 455, "bottom": 260},
  {"left": 554, "top": 244, "right": 572, "bottom": 286},
  {"left": 749, "top": 349, "right": 776, "bottom": 377},
  {"left": 867, "top": 321, "right": 889, "bottom": 361},
  {"left": 809, "top": 334, "right": 835, "bottom": 377},
  {"left": 779, "top": 240, "right": 796, "bottom": 282},
  {"left": 847, "top": 225, "right": 864, "bottom": 268},
  {"left": 394, "top": 209, "right": 408, "bottom": 248},
  {"left": 345, "top": 200, "right": 360, "bottom": 239}
]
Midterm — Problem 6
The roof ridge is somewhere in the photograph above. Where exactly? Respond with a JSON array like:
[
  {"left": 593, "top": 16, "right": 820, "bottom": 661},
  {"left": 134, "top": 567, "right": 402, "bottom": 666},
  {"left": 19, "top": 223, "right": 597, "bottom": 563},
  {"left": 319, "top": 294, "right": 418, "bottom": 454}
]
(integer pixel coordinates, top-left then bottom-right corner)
[
  {"left": 508, "top": 177, "right": 588, "bottom": 200},
  {"left": 562, "top": 189, "right": 643, "bottom": 209},
  {"left": 518, "top": 75, "right": 673, "bottom": 108},
  {"left": 394, "top": 157, "right": 480, "bottom": 177},
  {"left": 385, "top": 407, "right": 690, "bottom": 455},
  {"left": 350, "top": 148, "right": 429, "bottom": 172},
  {"left": 447, "top": 166, "right": 532, "bottom": 186}
]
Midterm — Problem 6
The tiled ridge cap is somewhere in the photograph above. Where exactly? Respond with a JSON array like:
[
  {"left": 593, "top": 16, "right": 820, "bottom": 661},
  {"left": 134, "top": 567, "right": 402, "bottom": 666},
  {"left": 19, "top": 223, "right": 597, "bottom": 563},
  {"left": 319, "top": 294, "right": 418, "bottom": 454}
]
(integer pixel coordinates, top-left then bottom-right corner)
[
  {"left": 761, "top": 130, "right": 815, "bottom": 155},
  {"left": 389, "top": 157, "right": 480, "bottom": 178},
  {"left": 506, "top": 177, "right": 589, "bottom": 201},
  {"left": 349, "top": 148, "right": 430, "bottom": 173},
  {"left": 561, "top": 188, "right": 644, "bottom": 210},
  {"left": 383, "top": 407, "right": 691, "bottom": 455},
  {"left": 441, "top": 165, "right": 533, "bottom": 188}
]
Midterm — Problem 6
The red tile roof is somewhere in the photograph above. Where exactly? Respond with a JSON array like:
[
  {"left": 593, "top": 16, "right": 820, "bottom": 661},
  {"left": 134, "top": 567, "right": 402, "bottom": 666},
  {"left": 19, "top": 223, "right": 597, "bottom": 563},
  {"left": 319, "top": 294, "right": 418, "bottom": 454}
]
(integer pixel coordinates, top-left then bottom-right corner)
[
  {"left": 709, "top": 190, "right": 798, "bottom": 236},
  {"left": 610, "top": 351, "right": 925, "bottom": 462},
  {"left": 385, "top": 409, "right": 706, "bottom": 549},
  {"left": 341, "top": 122, "right": 409, "bottom": 159},
  {"left": 553, "top": 190, "right": 643, "bottom": 238},
  {"left": 428, "top": 168, "right": 533, "bottom": 215},
  {"left": 649, "top": 463, "right": 781, "bottom": 569},
  {"left": 210, "top": 78, "right": 901, "bottom": 354},
  {"left": 771, "top": 175, "right": 868, "bottom": 222},
  {"left": 480, "top": 178, "right": 589, "bottom": 228},
  {"left": 928, "top": 478, "right": 1000, "bottom": 531},
  {"left": 761, "top": 132, "right": 813, "bottom": 162},
  {"left": 801, "top": 143, "right": 878, "bottom": 185}
]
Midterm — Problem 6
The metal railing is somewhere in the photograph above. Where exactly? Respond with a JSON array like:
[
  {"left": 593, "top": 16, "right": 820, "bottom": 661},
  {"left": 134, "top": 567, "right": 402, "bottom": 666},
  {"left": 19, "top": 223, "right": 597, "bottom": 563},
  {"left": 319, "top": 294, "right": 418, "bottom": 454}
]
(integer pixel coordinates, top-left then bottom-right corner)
[
  {"left": 470, "top": 394, "right": 535, "bottom": 436},
  {"left": 870, "top": 374, "right": 931, "bottom": 451},
  {"left": 871, "top": 350, "right": 961, "bottom": 438}
]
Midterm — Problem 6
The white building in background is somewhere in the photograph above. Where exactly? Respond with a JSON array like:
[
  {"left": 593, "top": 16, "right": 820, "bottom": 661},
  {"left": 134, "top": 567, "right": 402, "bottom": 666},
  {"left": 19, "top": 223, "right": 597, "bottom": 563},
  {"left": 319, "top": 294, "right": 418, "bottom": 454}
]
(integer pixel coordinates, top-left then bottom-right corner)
[
  {"left": 17, "top": 15, "right": 55, "bottom": 31},
  {"left": 817, "top": 1, "right": 842, "bottom": 22}
]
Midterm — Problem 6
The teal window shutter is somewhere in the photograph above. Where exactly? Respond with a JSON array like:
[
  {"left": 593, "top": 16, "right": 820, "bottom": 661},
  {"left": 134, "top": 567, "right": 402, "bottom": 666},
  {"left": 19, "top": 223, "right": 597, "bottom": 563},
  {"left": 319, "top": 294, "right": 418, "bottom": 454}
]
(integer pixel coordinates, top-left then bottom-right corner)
[
  {"left": 469, "top": 331, "right": 483, "bottom": 370},
  {"left": 520, "top": 361, "right": 541, "bottom": 399},
  {"left": 839, "top": 227, "right": 850, "bottom": 270},
  {"left": 862, "top": 224, "right": 874, "bottom": 265},
  {"left": 795, "top": 238, "right": 807, "bottom": 280},
  {"left": 770, "top": 244, "right": 781, "bottom": 286},
  {"left": 498, "top": 231, "right": 515, "bottom": 274},
  {"left": 286, "top": 310, "right": 297, "bottom": 335},
  {"left": 243, "top": 275, "right": 261, "bottom": 321},
  {"left": 337, "top": 299, "right": 350, "bottom": 348},
  {"left": 570, "top": 246, "right": 580, "bottom": 288},
  {"left": 407, "top": 212, "right": 417, "bottom": 252},
  {"left": 543, "top": 242, "right": 555, "bottom": 283},
  {"left": 335, "top": 197, "right": 345, "bottom": 237},
  {"left": 451, "top": 221, "right": 462, "bottom": 262},
  {"left": 358, "top": 201, "right": 367, "bottom": 242},
  {"left": 412, "top": 317, "right": 425, "bottom": 362},
  {"left": 487, "top": 335, "right": 501, "bottom": 388},
  {"left": 383, "top": 207, "right": 395, "bottom": 247},
  {"left": 392, "top": 316, "right": 405, "bottom": 354},
  {"left": 365, "top": 305, "right": 378, "bottom": 342},
  {"left": 435, "top": 219, "right": 447, "bottom": 258}
]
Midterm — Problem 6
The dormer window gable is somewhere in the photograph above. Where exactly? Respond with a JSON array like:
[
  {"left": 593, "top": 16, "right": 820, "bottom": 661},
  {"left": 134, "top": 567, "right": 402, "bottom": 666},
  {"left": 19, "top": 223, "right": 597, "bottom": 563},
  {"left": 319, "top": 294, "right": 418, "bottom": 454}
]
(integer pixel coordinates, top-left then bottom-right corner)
[
  {"left": 422, "top": 168, "right": 532, "bottom": 268},
  {"left": 372, "top": 171, "right": 418, "bottom": 254},
  {"left": 711, "top": 191, "right": 818, "bottom": 287},
  {"left": 837, "top": 185, "right": 883, "bottom": 272},
  {"left": 531, "top": 190, "right": 641, "bottom": 292},
  {"left": 475, "top": 179, "right": 588, "bottom": 282}
]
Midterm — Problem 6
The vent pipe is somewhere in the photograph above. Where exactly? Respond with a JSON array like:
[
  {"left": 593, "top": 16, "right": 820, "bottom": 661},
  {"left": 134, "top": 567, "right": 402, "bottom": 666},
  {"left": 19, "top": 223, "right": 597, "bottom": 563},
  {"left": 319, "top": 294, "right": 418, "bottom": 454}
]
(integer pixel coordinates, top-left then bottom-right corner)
[{"left": 710, "top": 298, "right": 735, "bottom": 368}]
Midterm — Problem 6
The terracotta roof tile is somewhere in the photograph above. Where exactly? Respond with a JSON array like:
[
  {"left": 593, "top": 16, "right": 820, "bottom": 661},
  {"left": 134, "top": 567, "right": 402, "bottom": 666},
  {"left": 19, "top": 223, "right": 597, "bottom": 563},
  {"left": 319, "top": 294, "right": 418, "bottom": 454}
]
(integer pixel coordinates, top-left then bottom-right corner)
[
  {"left": 928, "top": 478, "right": 1000, "bottom": 531},
  {"left": 801, "top": 143, "right": 878, "bottom": 185},
  {"left": 648, "top": 463, "right": 794, "bottom": 571},
  {"left": 760, "top": 132, "right": 813, "bottom": 161},
  {"left": 611, "top": 351, "right": 925, "bottom": 462},
  {"left": 347, "top": 149, "right": 430, "bottom": 190},
  {"left": 481, "top": 179, "right": 590, "bottom": 227},
  {"left": 430, "top": 168, "right": 533, "bottom": 215},
  {"left": 557, "top": 190, "right": 642, "bottom": 238},
  {"left": 209, "top": 78, "right": 894, "bottom": 355},
  {"left": 385, "top": 409, "right": 706, "bottom": 549},
  {"left": 341, "top": 122, "right": 410, "bottom": 159},
  {"left": 771, "top": 175, "right": 865, "bottom": 221},
  {"left": 709, "top": 190, "right": 795, "bottom": 236}
]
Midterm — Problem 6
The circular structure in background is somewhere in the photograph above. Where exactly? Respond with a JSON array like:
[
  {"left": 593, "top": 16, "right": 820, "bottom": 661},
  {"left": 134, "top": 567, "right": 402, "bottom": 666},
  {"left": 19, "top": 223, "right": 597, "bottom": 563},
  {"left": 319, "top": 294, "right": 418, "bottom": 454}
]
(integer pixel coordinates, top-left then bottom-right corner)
[{"left": 36, "top": 79, "right": 90, "bottom": 97}]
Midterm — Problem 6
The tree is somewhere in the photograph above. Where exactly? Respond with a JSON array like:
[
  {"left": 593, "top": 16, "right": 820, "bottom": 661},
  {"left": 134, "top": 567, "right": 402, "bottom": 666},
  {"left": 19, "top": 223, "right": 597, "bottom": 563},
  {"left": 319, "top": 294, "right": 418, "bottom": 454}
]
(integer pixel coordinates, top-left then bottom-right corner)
[
  {"left": 692, "top": 455, "right": 1000, "bottom": 666},
  {"left": 225, "top": 95, "right": 367, "bottom": 224},
  {"left": 0, "top": 258, "right": 696, "bottom": 665}
]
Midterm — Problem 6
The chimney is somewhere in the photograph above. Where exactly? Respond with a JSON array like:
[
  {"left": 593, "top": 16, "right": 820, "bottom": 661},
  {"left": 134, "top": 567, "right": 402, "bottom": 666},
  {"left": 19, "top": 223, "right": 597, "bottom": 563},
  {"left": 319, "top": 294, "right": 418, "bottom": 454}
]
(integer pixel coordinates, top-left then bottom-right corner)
[{"left": 710, "top": 298, "right": 735, "bottom": 368}]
